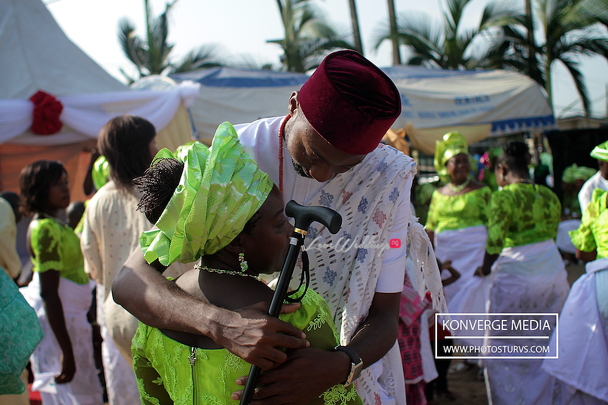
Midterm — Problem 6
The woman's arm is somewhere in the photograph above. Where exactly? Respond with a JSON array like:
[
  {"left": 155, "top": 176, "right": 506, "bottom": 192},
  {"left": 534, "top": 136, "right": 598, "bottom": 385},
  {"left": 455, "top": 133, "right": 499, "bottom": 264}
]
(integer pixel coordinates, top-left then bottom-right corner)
[
  {"left": 575, "top": 247, "right": 597, "bottom": 263},
  {"left": 39, "top": 270, "right": 76, "bottom": 384},
  {"left": 474, "top": 251, "right": 500, "bottom": 277},
  {"left": 112, "top": 247, "right": 309, "bottom": 370}
]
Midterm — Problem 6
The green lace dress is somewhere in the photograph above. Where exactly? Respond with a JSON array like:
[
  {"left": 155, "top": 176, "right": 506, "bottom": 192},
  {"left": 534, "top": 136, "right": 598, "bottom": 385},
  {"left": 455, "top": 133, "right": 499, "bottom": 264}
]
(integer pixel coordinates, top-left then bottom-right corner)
[
  {"left": 485, "top": 183, "right": 561, "bottom": 255},
  {"left": 29, "top": 217, "right": 89, "bottom": 284},
  {"left": 425, "top": 187, "right": 491, "bottom": 234},
  {"left": 570, "top": 188, "right": 608, "bottom": 258},
  {"left": 132, "top": 288, "right": 363, "bottom": 405}
]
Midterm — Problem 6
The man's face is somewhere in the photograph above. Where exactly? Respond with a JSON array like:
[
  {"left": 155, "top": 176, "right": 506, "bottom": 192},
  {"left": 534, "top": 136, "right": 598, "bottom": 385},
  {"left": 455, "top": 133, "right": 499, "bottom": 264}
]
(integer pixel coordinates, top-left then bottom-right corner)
[
  {"left": 284, "top": 93, "right": 366, "bottom": 183},
  {"left": 599, "top": 159, "right": 608, "bottom": 179}
]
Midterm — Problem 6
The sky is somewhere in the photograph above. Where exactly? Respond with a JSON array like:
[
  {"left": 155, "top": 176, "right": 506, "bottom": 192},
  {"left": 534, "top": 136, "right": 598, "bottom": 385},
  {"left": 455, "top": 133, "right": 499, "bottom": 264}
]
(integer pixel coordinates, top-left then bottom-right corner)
[{"left": 46, "top": 0, "right": 608, "bottom": 118}]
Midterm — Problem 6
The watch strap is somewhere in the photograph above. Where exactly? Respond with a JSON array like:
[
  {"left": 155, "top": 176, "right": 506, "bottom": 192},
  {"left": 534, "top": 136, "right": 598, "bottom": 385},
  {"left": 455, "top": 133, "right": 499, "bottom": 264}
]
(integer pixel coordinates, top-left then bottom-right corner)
[{"left": 334, "top": 345, "right": 362, "bottom": 366}]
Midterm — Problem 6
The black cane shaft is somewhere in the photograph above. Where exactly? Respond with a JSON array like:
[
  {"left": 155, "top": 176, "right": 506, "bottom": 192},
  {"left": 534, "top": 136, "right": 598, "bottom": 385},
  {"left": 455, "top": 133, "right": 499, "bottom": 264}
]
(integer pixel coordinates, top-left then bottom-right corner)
[{"left": 240, "top": 365, "right": 261, "bottom": 404}]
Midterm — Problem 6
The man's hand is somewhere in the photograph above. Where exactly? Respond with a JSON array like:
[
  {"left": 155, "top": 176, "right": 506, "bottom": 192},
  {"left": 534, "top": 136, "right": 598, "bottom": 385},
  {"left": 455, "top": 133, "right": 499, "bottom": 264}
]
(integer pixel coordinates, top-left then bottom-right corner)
[
  {"left": 232, "top": 348, "right": 350, "bottom": 404},
  {"left": 215, "top": 302, "right": 310, "bottom": 370}
]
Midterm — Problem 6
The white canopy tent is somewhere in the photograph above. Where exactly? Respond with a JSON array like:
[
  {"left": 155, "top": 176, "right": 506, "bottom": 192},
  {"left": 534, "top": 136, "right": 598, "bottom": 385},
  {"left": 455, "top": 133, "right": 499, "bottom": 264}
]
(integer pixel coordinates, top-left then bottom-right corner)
[
  {"left": 0, "top": 0, "right": 199, "bottom": 200},
  {"left": 384, "top": 66, "right": 556, "bottom": 154},
  {"left": 171, "top": 65, "right": 555, "bottom": 155}
]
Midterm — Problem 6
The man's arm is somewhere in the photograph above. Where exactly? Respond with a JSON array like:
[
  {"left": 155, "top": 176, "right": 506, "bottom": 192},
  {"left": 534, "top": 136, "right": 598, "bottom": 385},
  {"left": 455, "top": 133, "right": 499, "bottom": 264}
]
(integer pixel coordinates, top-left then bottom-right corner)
[
  {"left": 112, "top": 247, "right": 309, "bottom": 370},
  {"left": 233, "top": 292, "right": 400, "bottom": 405}
]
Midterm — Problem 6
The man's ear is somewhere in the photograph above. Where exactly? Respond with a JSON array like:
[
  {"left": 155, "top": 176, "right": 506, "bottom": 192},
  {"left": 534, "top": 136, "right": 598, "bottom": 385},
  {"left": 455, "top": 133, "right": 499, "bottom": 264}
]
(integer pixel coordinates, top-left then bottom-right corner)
[{"left": 288, "top": 91, "right": 299, "bottom": 117}]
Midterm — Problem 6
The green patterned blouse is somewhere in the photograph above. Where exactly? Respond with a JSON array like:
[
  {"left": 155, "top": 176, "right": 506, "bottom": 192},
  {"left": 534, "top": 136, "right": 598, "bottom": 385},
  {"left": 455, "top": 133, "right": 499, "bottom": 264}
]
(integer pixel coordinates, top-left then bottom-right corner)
[
  {"left": 570, "top": 189, "right": 608, "bottom": 258},
  {"left": 485, "top": 183, "right": 561, "bottom": 255},
  {"left": 29, "top": 218, "right": 88, "bottom": 285},
  {"left": 132, "top": 288, "right": 362, "bottom": 405},
  {"left": 426, "top": 187, "right": 491, "bottom": 234}
]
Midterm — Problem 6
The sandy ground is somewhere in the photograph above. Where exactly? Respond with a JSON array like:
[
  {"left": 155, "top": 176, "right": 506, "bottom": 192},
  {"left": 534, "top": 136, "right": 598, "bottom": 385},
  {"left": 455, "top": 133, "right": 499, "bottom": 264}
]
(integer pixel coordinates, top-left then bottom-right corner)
[{"left": 429, "top": 262, "right": 586, "bottom": 405}]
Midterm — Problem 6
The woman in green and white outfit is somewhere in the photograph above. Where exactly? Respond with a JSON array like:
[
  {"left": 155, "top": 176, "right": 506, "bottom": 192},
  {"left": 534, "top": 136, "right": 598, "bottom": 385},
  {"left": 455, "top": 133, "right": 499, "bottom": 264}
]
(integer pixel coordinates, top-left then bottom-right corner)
[
  {"left": 426, "top": 132, "right": 491, "bottom": 318},
  {"left": 131, "top": 123, "right": 362, "bottom": 405},
  {"left": 476, "top": 141, "right": 569, "bottom": 405}
]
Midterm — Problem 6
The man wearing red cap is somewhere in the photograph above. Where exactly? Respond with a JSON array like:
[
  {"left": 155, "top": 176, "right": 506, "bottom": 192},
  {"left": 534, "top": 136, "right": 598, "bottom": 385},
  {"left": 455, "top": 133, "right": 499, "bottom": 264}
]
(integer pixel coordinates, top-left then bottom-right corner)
[{"left": 114, "top": 50, "right": 445, "bottom": 405}]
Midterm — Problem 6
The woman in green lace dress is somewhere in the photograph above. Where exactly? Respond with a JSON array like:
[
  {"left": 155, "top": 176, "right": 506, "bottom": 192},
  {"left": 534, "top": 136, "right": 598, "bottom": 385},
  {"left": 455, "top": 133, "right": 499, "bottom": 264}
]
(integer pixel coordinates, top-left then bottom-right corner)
[
  {"left": 475, "top": 141, "right": 569, "bottom": 405},
  {"left": 129, "top": 123, "right": 362, "bottom": 405},
  {"left": 19, "top": 160, "right": 103, "bottom": 405},
  {"left": 426, "top": 132, "right": 491, "bottom": 316}
]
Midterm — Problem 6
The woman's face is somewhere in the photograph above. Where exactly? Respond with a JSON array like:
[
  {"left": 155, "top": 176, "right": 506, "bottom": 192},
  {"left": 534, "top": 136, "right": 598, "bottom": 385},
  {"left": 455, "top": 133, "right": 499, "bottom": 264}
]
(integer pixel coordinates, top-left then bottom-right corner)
[
  {"left": 495, "top": 163, "right": 507, "bottom": 187},
  {"left": 148, "top": 138, "right": 159, "bottom": 159},
  {"left": 45, "top": 171, "right": 70, "bottom": 211},
  {"left": 241, "top": 185, "right": 293, "bottom": 275},
  {"left": 446, "top": 153, "right": 470, "bottom": 183}
]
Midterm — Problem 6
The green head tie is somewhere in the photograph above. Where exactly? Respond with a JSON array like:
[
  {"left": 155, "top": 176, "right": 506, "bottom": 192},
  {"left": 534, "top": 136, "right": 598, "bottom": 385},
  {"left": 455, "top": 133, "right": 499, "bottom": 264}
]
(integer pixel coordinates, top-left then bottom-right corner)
[
  {"left": 140, "top": 122, "right": 273, "bottom": 266},
  {"left": 434, "top": 132, "right": 470, "bottom": 181},
  {"left": 590, "top": 140, "right": 608, "bottom": 162}
]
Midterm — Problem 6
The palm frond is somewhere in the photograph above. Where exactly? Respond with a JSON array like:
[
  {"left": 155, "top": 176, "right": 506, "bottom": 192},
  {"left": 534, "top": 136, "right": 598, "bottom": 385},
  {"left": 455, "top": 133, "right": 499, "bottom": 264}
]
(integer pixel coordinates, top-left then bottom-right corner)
[
  {"left": 479, "top": 0, "right": 523, "bottom": 31},
  {"left": 557, "top": 54, "right": 591, "bottom": 115},
  {"left": 171, "top": 44, "right": 226, "bottom": 74},
  {"left": 118, "top": 17, "right": 147, "bottom": 74}
]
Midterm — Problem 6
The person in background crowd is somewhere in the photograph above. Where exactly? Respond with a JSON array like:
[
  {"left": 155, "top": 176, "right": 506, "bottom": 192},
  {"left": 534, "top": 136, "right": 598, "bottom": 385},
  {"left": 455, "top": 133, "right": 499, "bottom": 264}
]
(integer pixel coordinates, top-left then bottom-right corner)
[
  {"left": 0, "top": 266, "right": 43, "bottom": 405},
  {"left": 113, "top": 50, "right": 446, "bottom": 405},
  {"left": 67, "top": 201, "right": 85, "bottom": 233},
  {"left": 475, "top": 141, "right": 569, "bottom": 405},
  {"left": 19, "top": 160, "right": 103, "bottom": 405},
  {"left": 413, "top": 178, "right": 442, "bottom": 226},
  {"left": 83, "top": 148, "right": 110, "bottom": 197},
  {"left": 0, "top": 191, "right": 22, "bottom": 281},
  {"left": 81, "top": 115, "right": 176, "bottom": 405},
  {"left": 557, "top": 164, "right": 597, "bottom": 265},
  {"left": 542, "top": 187, "right": 608, "bottom": 404},
  {"left": 480, "top": 147, "right": 502, "bottom": 192},
  {"left": 424, "top": 260, "right": 460, "bottom": 404},
  {"left": 426, "top": 132, "right": 491, "bottom": 325},
  {"left": 579, "top": 140, "right": 608, "bottom": 213}
]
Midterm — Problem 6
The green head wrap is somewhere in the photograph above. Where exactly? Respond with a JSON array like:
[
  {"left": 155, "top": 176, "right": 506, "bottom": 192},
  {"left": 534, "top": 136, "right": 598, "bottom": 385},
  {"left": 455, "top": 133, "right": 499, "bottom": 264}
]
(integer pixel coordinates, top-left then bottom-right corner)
[
  {"left": 562, "top": 164, "right": 578, "bottom": 184},
  {"left": 434, "top": 132, "right": 470, "bottom": 180},
  {"left": 590, "top": 140, "right": 608, "bottom": 162},
  {"left": 92, "top": 155, "right": 109, "bottom": 190},
  {"left": 140, "top": 122, "right": 273, "bottom": 266},
  {"left": 574, "top": 166, "right": 597, "bottom": 182},
  {"left": 488, "top": 146, "right": 502, "bottom": 161}
]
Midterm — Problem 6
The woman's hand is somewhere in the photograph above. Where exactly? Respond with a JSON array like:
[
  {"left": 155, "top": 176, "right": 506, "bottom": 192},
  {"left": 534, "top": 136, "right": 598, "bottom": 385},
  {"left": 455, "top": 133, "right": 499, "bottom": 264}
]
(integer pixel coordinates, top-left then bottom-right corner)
[{"left": 56, "top": 350, "right": 76, "bottom": 384}]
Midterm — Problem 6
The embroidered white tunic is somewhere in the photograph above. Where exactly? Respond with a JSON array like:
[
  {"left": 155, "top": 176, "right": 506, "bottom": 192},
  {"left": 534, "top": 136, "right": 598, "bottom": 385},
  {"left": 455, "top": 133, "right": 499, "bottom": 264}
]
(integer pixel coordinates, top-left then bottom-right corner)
[{"left": 236, "top": 116, "right": 444, "bottom": 405}]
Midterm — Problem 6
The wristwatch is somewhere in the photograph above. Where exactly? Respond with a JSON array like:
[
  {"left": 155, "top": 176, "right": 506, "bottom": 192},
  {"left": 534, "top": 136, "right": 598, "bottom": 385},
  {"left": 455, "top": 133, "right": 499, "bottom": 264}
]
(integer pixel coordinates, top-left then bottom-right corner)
[{"left": 334, "top": 345, "right": 363, "bottom": 387}]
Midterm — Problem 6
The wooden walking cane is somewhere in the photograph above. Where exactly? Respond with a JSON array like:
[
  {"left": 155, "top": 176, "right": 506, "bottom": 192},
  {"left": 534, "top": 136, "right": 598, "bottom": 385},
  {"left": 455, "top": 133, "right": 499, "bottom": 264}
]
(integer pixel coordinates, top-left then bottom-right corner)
[{"left": 239, "top": 200, "right": 342, "bottom": 405}]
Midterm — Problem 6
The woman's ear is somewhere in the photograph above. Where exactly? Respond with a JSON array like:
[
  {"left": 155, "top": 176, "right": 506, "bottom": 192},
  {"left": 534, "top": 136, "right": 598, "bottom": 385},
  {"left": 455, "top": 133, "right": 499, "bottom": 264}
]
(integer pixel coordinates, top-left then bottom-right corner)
[{"left": 224, "top": 234, "right": 244, "bottom": 256}]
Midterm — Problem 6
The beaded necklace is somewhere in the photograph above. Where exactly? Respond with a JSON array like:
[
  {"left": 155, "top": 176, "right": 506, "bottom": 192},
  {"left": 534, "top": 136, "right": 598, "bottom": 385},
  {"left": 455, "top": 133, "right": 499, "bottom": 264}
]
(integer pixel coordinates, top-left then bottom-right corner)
[
  {"left": 194, "top": 264, "right": 259, "bottom": 280},
  {"left": 447, "top": 177, "right": 470, "bottom": 193}
]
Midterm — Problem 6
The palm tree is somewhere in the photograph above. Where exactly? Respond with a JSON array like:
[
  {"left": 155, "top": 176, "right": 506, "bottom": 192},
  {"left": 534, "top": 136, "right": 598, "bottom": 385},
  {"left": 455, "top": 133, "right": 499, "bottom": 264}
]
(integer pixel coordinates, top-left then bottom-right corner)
[
  {"left": 269, "top": 0, "right": 355, "bottom": 72},
  {"left": 372, "top": 0, "right": 521, "bottom": 70},
  {"left": 386, "top": 0, "right": 401, "bottom": 65},
  {"left": 118, "top": 0, "right": 225, "bottom": 83},
  {"left": 482, "top": 0, "right": 608, "bottom": 116},
  {"left": 348, "top": 0, "right": 363, "bottom": 54}
]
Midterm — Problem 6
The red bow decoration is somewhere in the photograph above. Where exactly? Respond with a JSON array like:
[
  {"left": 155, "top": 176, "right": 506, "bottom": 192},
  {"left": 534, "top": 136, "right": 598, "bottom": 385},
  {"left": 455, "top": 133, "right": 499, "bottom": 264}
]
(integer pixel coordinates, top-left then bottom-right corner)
[{"left": 30, "top": 90, "right": 63, "bottom": 135}]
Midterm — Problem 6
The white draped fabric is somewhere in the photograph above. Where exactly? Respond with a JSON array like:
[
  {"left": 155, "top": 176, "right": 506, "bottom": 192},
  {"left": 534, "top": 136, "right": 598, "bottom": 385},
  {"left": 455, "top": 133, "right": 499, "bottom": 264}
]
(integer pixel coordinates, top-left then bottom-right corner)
[
  {"left": 435, "top": 225, "right": 488, "bottom": 307},
  {"left": 484, "top": 240, "right": 570, "bottom": 405},
  {"left": 556, "top": 219, "right": 581, "bottom": 255},
  {"left": 20, "top": 274, "right": 103, "bottom": 405},
  {"left": 0, "top": 81, "right": 200, "bottom": 145},
  {"left": 542, "top": 257, "right": 608, "bottom": 404},
  {"left": 96, "top": 287, "right": 141, "bottom": 405}
]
